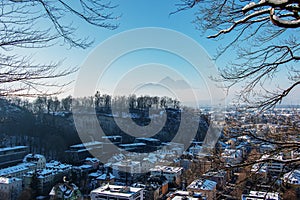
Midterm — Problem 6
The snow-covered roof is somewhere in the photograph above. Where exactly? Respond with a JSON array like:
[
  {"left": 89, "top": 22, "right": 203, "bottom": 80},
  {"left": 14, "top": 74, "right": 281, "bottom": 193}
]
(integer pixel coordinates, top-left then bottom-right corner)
[
  {"left": 251, "top": 163, "right": 267, "bottom": 173},
  {"left": 221, "top": 149, "right": 242, "bottom": 159},
  {"left": 242, "top": 190, "right": 280, "bottom": 200},
  {"left": 171, "top": 190, "right": 204, "bottom": 200},
  {"left": 96, "top": 173, "right": 115, "bottom": 180},
  {"left": 50, "top": 183, "right": 80, "bottom": 198},
  {"left": 283, "top": 169, "right": 300, "bottom": 185},
  {"left": 113, "top": 160, "right": 140, "bottom": 167},
  {"left": 143, "top": 156, "right": 158, "bottom": 163},
  {"left": 0, "top": 163, "right": 35, "bottom": 176},
  {"left": 70, "top": 141, "right": 103, "bottom": 149},
  {"left": 150, "top": 165, "right": 183, "bottom": 174},
  {"left": 91, "top": 185, "right": 143, "bottom": 198},
  {"left": 136, "top": 137, "right": 160, "bottom": 142},
  {"left": 89, "top": 171, "right": 102, "bottom": 178},
  {"left": 23, "top": 154, "right": 46, "bottom": 163},
  {"left": 46, "top": 161, "right": 72, "bottom": 170},
  {"left": 203, "top": 170, "right": 226, "bottom": 177},
  {"left": 85, "top": 157, "right": 100, "bottom": 163},
  {"left": 0, "top": 177, "right": 22, "bottom": 184},
  {"left": 119, "top": 143, "right": 146, "bottom": 147},
  {"left": 187, "top": 179, "right": 217, "bottom": 191},
  {"left": 79, "top": 164, "right": 93, "bottom": 169},
  {"left": 0, "top": 146, "right": 28, "bottom": 153}
]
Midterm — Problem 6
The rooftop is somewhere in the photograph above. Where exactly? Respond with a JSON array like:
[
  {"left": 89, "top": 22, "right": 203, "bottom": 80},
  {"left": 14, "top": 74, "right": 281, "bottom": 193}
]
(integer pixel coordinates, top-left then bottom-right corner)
[
  {"left": 0, "top": 146, "right": 28, "bottom": 153},
  {"left": 136, "top": 137, "right": 161, "bottom": 142},
  {"left": 70, "top": 141, "right": 103, "bottom": 149},
  {"left": 45, "top": 161, "right": 72, "bottom": 170},
  {"left": 91, "top": 185, "right": 143, "bottom": 198},
  {"left": 283, "top": 169, "right": 300, "bottom": 185},
  {"left": 119, "top": 143, "right": 146, "bottom": 147},
  {"left": 203, "top": 170, "right": 227, "bottom": 177},
  {"left": 171, "top": 191, "right": 205, "bottom": 200},
  {"left": 23, "top": 154, "right": 46, "bottom": 163},
  {"left": 97, "top": 173, "right": 115, "bottom": 180},
  {"left": 150, "top": 165, "right": 183, "bottom": 173},
  {"left": 241, "top": 191, "right": 280, "bottom": 200},
  {"left": 0, "top": 163, "right": 35, "bottom": 176},
  {"left": 0, "top": 177, "right": 22, "bottom": 184},
  {"left": 187, "top": 179, "right": 217, "bottom": 191}
]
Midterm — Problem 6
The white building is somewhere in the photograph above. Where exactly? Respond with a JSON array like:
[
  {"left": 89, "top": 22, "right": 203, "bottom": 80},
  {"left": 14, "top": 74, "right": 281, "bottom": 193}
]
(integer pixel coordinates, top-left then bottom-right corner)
[
  {"left": 90, "top": 184, "right": 144, "bottom": 200},
  {"left": 0, "top": 177, "right": 22, "bottom": 200},
  {"left": 169, "top": 190, "right": 204, "bottom": 200},
  {"left": 150, "top": 165, "right": 183, "bottom": 184},
  {"left": 141, "top": 155, "right": 158, "bottom": 172},
  {"left": 221, "top": 149, "right": 243, "bottom": 164},
  {"left": 253, "top": 154, "right": 287, "bottom": 175},
  {"left": 112, "top": 160, "right": 141, "bottom": 182},
  {"left": 241, "top": 191, "right": 281, "bottom": 200},
  {"left": 161, "top": 142, "right": 184, "bottom": 156}
]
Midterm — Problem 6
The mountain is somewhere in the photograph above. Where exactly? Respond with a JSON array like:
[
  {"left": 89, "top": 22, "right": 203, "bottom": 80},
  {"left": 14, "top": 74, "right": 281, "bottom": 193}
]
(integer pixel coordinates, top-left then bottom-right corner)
[{"left": 159, "top": 76, "right": 191, "bottom": 90}]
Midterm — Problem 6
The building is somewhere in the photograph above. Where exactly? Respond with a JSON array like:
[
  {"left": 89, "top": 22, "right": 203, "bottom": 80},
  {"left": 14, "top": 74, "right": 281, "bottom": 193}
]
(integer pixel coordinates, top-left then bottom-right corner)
[
  {"left": 23, "top": 154, "right": 46, "bottom": 170},
  {"left": 141, "top": 156, "right": 157, "bottom": 172},
  {"left": 146, "top": 175, "right": 168, "bottom": 200},
  {"left": 188, "top": 144, "right": 202, "bottom": 156},
  {"left": 102, "top": 136, "right": 122, "bottom": 145},
  {"left": 24, "top": 161, "right": 72, "bottom": 195},
  {"left": 85, "top": 157, "right": 101, "bottom": 170},
  {"left": 221, "top": 149, "right": 243, "bottom": 164},
  {"left": 161, "top": 142, "right": 185, "bottom": 156},
  {"left": 168, "top": 190, "right": 206, "bottom": 200},
  {"left": 283, "top": 169, "right": 300, "bottom": 197},
  {"left": 134, "top": 138, "right": 161, "bottom": 152},
  {"left": 241, "top": 191, "right": 281, "bottom": 200},
  {"left": 112, "top": 160, "right": 141, "bottom": 183},
  {"left": 102, "top": 136, "right": 122, "bottom": 155},
  {"left": 0, "top": 163, "right": 36, "bottom": 179},
  {"left": 0, "top": 146, "right": 29, "bottom": 168},
  {"left": 118, "top": 143, "right": 146, "bottom": 152},
  {"left": 202, "top": 170, "right": 227, "bottom": 190},
  {"left": 150, "top": 166, "right": 183, "bottom": 185},
  {"left": 0, "top": 177, "right": 22, "bottom": 200},
  {"left": 187, "top": 178, "right": 217, "bottom": 200},
  {"left": 254, "top": 154, "right": 288, "bottom": 176},
  {"left": 96, "top": 173, "right": 115, "bottom": 185},
  {"left": 65, "top": 141, "right": 103, "bottom": 164},
  {"left": 49, "top": 181, "right": 82, "bottom": 200},
  {"left": 283, "top": 169, "right": 300, "bottom": 186},
  {"left": 90, "top": 184, "right": 144, "bottom": 200}
]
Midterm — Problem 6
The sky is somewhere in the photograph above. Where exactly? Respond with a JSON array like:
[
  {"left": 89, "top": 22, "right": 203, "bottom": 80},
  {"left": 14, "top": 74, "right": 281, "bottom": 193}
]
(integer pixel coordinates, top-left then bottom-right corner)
[
  {"left": 19, "top": 0, "right": 299, "bottom": 106},
  {"left": 33, "top": 0, "right": 226, "bottom": 106}
]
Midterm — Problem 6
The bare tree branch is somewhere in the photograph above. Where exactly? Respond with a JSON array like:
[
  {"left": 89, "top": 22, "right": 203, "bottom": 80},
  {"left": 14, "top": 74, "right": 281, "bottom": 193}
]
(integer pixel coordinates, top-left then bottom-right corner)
[{"left": 0, "top": 0, "right": 118, "bottom": 97}]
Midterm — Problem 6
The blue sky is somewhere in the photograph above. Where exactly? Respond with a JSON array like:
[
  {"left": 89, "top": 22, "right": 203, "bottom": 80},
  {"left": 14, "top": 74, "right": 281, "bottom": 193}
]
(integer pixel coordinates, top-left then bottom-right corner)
[
  {"left": 21, "top": 0, "right": 299, "bottom": 105},
  {"left": 49, "top": 0, "right": 226, "bottom": 105}
]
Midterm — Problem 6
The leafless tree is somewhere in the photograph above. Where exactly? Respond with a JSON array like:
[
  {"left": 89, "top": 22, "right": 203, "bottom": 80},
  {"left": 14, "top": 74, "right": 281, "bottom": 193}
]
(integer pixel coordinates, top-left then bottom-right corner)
[
  {"left": 177, "top": 0, "right": 299, "bottom": 110},
  {"left": 0, "top": 0, "right": 118, "bottom": 97},
  {"left": 173, "top": 1, "right": 300, "bottom": 197}
]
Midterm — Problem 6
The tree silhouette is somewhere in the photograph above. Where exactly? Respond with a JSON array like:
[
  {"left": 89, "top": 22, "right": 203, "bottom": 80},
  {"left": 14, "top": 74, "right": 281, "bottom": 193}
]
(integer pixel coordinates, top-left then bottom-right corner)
[
  {"left": 178, "top": 0, "right": 299, "bottom": 109},
  {"left": 0, "top": 0, "right": 118, "bottom": 97}
]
